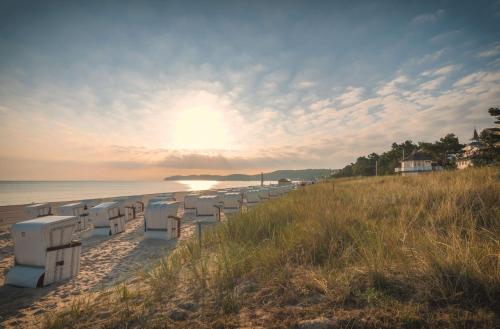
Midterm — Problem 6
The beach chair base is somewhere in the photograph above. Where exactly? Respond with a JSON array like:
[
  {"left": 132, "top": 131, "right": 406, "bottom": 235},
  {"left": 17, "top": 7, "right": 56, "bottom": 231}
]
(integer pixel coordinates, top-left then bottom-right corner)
[
  {"left": 223, "top": 207, "right": 240, "bottom": 214},
  {"left": 92, "top": 227, "right": 112, "bottom": 236},
  {"left": 194, "top": 215, "right": 219, "bottom": 222},
  {"left": 75, "top": 228, "right": 93, "bottom": 239},
  {"left": 144, "top": 230, "right": 178, "bottom": 241}
]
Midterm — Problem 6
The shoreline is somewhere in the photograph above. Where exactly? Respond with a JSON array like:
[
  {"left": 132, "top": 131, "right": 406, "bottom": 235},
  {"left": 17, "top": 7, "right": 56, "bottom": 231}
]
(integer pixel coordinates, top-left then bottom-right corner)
[
  {"left": 0, "top": 183, "right": 264, "bottom": 228},
  {"left": 0, "top": 180, "right": 265, "bottom": 208}
]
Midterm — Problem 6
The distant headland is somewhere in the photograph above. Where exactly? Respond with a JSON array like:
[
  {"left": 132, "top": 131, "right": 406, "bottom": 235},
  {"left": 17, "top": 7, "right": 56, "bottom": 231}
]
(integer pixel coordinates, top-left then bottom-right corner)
[{"left": 164, "top": 169, "right": 332, "bottom": 181}]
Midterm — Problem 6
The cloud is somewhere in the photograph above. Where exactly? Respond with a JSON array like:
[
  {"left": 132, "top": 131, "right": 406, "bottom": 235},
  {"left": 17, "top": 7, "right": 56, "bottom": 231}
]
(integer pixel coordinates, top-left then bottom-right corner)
[
  {"left": 453, "top": 71, "right": 500, "bottom": 87},
  {"left": 414, "top": 49, "right": 447, "bottom": 65},
  {"left": 336, "top": 87, "right": 365, "bottom": 106},
  {"left": 422, "top": 64, "right": 462, "bottom": 77},
  {"left": 418, "top": 76, "right": 447, "bottom": 90},
  {"left": 412, "top": 9, "right": 445, "bottom": 24},
  {"left": 430, "top": 30, "right": 461, "bottom": 44},
  {"left": 477, "top": 44, "right": 500, "bottom": 58},
  {"left": 376, "top": 75, "right": 408, "bottom": 96}
]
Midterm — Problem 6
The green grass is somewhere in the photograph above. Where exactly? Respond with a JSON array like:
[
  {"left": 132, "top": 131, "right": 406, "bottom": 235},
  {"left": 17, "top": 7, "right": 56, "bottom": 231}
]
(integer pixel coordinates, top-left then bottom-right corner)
[{"left": 43, "top": 167, "right": 500, "bottom": 328}]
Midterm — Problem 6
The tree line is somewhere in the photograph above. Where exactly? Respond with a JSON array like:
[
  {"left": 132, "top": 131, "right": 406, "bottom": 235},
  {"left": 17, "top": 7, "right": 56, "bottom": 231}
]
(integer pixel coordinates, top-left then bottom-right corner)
[{"left": 333, "top": 108, "right": 500, "bottom": 178}]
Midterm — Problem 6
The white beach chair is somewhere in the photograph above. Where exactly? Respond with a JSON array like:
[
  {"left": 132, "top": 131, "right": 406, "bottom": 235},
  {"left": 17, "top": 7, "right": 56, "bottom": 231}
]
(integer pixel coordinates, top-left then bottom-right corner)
[
  {"left": 268, "top": 187, "right": 280, "bottom": 198},
  {"left": 89, "top": 202, "right": 126, "bottom": 236},
  {"left": 257, "top": 188, "right": 270, "bottom": 201},
  {"left": 183, "top": 193, "right": 200, "bottom": 214},
  {"left": 216, "top": 190, "right": 228, "bottom": 203},
  {"left": 144, "top": 201, "right": 181, "bottom": 240},
  {"left": 25, "top": 203, "right": 52, "bottom": 219},
  {"left": 5, "top": 216, "right": 82, "bottom": 288},
  {"left": 245, "top": 190, "right": 261, "bottom": 208},
  {"left": 222, "top": 192, "right": 242, "bottom": 215},
  {"left": 194, "top": 195, "right": 221, "bottom": 222},
  {"left": 113, "top": 197, "right": 136, "bottom": 221},
  {"left": 57, "top": 202, "right": 90, "bottom": 232},
  {"left": 128, "top": 195, "right": 145, "bottom": 215}
]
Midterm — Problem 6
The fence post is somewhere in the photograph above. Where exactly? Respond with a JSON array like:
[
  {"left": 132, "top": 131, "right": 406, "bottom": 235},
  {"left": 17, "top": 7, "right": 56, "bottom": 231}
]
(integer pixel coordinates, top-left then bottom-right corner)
[{"left": 197, "top": 221, "right": 202, "bottom": 248}]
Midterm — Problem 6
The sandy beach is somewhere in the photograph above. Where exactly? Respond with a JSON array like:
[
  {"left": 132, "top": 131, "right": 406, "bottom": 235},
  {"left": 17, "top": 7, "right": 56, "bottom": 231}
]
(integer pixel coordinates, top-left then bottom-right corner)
[{"left": 0, "top": 190, "right": 223, "bottom": 328}]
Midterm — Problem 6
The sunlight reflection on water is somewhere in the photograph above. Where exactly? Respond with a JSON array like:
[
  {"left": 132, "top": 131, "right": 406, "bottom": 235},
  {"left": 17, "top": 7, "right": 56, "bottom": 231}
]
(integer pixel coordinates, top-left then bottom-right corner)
[{"left": 177, "top": 180, "right": 218, "bottom": 191}]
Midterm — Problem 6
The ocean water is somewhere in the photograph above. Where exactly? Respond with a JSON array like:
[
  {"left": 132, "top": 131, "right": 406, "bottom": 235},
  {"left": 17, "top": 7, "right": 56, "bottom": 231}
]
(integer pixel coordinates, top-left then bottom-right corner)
[{"left": 0, "top": 180, "right": 267, "bottom": 206}]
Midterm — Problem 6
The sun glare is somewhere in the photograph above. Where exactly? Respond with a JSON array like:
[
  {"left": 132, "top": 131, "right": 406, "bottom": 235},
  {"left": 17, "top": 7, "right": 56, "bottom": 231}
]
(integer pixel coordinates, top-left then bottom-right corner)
[{"left": 170, "top": 106, "right": 231, "bottom": 150}]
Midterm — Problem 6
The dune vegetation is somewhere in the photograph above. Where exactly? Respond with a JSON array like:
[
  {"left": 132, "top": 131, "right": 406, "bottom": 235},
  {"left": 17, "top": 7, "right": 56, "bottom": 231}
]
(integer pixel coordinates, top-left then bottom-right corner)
[{"left": 44, "top": 167, "right": 499, "bottom": 328}]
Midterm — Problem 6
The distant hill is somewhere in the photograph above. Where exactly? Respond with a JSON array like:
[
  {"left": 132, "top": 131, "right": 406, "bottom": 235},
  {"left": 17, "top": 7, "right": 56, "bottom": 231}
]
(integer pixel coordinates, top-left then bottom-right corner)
[{"left": 164, "top": 169, "right": 332, "bottom": 181}]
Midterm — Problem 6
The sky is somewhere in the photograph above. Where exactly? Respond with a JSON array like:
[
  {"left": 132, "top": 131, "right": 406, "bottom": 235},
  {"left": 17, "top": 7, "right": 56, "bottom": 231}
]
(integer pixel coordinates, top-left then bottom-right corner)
[{"left": 0, "top": 0, "right": 499, "bottom": 180}]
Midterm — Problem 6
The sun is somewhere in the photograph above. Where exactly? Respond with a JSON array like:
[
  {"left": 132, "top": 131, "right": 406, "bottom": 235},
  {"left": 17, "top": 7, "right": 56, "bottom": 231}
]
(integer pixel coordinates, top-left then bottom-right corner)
[{"left": 170, "top": 106, "right": 231, "bottom": 150}]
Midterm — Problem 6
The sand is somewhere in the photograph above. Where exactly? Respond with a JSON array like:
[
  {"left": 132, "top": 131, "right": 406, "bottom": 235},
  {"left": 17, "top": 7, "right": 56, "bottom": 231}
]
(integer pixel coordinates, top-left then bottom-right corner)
[{"left": 0, "top": 191, "right": 228, "bottom": 328}]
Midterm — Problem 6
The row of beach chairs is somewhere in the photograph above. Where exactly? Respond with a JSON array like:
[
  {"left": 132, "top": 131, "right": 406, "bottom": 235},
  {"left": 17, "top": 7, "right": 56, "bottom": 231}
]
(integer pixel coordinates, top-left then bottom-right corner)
[{"left": 5, "top": 184, "right": 295, "bottom": 288}]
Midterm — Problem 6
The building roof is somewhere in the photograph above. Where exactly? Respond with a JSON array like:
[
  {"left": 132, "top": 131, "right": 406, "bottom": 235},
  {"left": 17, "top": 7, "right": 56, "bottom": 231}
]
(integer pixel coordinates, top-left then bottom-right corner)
[
  {"left": 472, "top": 128, "right": 479, "bottom": 141},
  {"left": 463, "top": 128, "right": 485, "bottom": 149},
  {"left": 403, "top": 149, "right": 432, "bottom": 161}
]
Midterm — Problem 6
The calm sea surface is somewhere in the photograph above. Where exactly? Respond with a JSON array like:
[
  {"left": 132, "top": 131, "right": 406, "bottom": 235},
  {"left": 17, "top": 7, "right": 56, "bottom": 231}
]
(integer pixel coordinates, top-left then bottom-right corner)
[{"left": 0, "top": 180, "right": 267, "bottom": 206}]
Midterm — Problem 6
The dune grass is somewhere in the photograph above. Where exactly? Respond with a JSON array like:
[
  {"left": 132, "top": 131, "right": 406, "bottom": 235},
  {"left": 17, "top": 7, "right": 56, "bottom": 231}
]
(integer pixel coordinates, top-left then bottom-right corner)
[{"left": 43, "top": 167, "right": 499, "bottom": 328}]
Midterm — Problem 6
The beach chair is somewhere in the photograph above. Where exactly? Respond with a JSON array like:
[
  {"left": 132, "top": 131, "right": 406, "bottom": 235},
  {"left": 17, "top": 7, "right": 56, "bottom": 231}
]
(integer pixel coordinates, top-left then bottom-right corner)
[
  {"left": 245, "top": 190, "right": 261, "bottom": 208},
  {"left": 268, "top": 187, "right": 280, "bottom": 198},
  {"left": 156, "top": 193, "right": 176, "bottom": 201},
  {"left": 57, "top": 202, "right": 90, "bottom": 231},
  {"left": 128, "top": 195, "right": 145, "bottom": 215},
  {"left": 257, "top": 188, "right": 270, "bottom": 201},
  {"left": 89, "top": 202, "right": 126, "bottom": 236},
  {"left": 113, "top": 197, "right": 136, "bottom": 221},
  {"left": 25, "top": 203, "right": 52, "bottom": 219},
  {"left": 195, "top": 196, "right": 221, "bottom": 221},
  {"left": 216, "top": 190, "right": 228, "bottom": 203},
  {"left": 5, "top": 216, "right": 81, "bottom": 288},
  {"left": 144, "top": 201, "right": 181, "bottom": 240},
  {"left": 222, "top": 192, "right": 242, "bottom": 215},
  {"left": 183, "top": 193, "right": 200, "bottom": 214}
]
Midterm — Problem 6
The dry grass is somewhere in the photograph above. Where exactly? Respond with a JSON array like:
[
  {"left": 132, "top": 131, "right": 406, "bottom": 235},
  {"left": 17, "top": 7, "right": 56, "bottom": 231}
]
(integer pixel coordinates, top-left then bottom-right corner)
[{"left": 43, "top": 167, "right": 500, "bottom": 328}]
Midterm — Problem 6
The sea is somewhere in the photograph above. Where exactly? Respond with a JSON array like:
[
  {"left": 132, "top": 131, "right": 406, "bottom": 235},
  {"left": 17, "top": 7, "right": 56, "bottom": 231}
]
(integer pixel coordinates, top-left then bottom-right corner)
[{"left": 0, "top": 180, "right": 268, "bottom": 206}]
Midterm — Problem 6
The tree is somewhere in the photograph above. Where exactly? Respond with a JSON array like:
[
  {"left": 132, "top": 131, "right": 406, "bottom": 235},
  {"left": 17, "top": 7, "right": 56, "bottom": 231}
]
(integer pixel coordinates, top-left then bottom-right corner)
[
  {"left": 419, "top": 133, "right": 463, "bottom": 168},
  {"left": 478, "top": 107, "right": 500, "bottom": 165}
]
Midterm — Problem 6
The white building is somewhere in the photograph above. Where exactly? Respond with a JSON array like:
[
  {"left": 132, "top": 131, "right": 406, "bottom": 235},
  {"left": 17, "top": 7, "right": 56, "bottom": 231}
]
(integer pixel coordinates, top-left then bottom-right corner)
[
  {"left": 457, "top": 129, "right": 484, "bottom": 170},
  {"left": 395, "top": 150, "right": 442, "bottom": 176}
]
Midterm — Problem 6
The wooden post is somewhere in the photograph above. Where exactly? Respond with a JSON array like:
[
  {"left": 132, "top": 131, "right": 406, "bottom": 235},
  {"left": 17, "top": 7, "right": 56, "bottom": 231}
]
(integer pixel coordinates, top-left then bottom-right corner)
[
  {"left": 214, "top": 205, "right": 223, "bottom": 222},
  {"left": 197, "top": 221, "right": 202, "bottom": 248}
]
